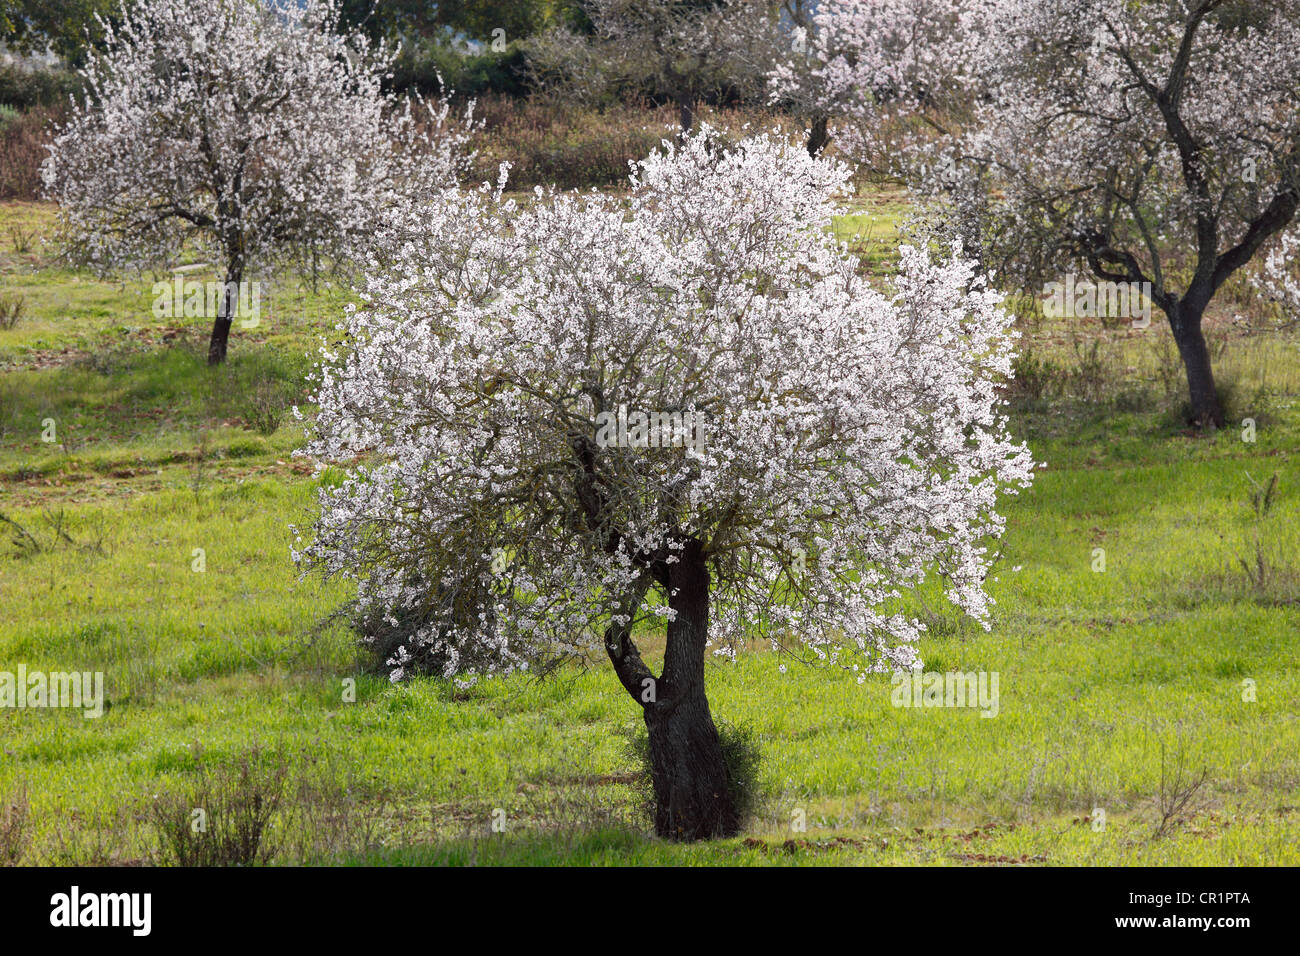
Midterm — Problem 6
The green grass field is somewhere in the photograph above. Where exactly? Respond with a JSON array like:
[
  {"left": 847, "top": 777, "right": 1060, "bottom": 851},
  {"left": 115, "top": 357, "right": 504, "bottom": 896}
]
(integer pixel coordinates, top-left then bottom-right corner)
[{"left": 1, "top": 194, "right": 1298, "bottom": 866}]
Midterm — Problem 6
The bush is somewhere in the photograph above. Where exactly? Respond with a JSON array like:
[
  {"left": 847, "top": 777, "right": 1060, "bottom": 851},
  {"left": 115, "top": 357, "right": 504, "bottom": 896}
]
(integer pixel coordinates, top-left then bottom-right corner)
[
  {"left": 390, "top": 41, "right": 531, "bottom": 99},
  {"left": 223, "top": 436, "right": 269, "bottom": 459},
  {"left": 149, "top": 746, "right": 288, "bottom": 866},
  {"left": 210, "top": 349, "right": 312, "bottom": 433},
  {"left": 1008, "top": 347, "right": 1063, "bottom": 403},
  {"left": 625, "top": 719, "right": 764, "bottom": 831},
  {"left": 0, "top": 294, "right": 25, "bottom": 330},
  {"left": 0, "top": 106, "right": 59, "bottom": 200},
  {"left": 1, "top": 782, "right": 31, "bottom": 866},
  {"left": 241, "top": 377, "right": 286, "bottom": 436},
  {"left": 0, "top": 65, "right": 83, "bottom": 109}
]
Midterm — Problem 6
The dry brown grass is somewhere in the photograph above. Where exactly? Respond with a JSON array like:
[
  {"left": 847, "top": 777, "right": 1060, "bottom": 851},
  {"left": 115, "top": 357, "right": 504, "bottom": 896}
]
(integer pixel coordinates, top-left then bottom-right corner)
[{"left": 466, "top": 95, "right": 813, "bottom": 191}]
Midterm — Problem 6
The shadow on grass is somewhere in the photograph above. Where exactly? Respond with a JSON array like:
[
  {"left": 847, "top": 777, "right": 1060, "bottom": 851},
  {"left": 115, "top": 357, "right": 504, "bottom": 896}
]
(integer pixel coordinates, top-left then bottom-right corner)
[{"left": 0, "top": 342, "right": 312, "bottom": 459}]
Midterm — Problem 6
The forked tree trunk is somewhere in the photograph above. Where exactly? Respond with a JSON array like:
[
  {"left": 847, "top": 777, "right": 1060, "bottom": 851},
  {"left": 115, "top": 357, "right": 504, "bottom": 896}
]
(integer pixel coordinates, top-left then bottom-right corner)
[
  {"left": 1169, "top": 302, "right": 1224, "bottom": 429},
  {"left": 207, "top": 264, "right": 241, "bottom": 366},
  {"left": 642, "top": 539, "right": 736, "bottom": 841}
]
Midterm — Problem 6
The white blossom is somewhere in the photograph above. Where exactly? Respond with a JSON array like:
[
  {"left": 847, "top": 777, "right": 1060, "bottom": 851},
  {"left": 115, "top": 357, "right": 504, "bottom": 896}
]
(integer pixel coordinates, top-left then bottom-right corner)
[
  {"left": 42, "top": 0, "right": 473, "bottom": 360},
  {"left": 295, "top": 127, "right": 1034, "bottom": 683},
  {"left": 784, "top": 0, "right": 1300, "bottom": 426}
]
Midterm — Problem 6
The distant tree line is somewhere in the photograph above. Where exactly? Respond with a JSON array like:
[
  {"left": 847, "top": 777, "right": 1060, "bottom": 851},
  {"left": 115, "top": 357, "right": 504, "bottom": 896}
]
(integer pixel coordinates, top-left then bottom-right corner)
[{"left": 2, "top": 0, "right": 800, "bottom": 105}]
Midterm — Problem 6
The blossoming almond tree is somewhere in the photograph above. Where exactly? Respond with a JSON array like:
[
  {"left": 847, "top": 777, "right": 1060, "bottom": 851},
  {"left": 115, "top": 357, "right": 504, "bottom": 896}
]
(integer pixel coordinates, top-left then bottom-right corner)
[
  {"left": 295, "top": 129, "right": 1034, "bottom": 841},
  {"left": 41, "top": 0, "right": 471, "bottom": 365},
  {"left": 768, "top": 0, "right": 959, "bottom": 155},
  {"left": 1252, "top": 229, "right": 1300, "bottom": 329},
  {"left": 763, "top": 0, "right": 839, "bottom": 156},
  {"left": 790, "top": 0, "right": 1300, "bottom": 428}
]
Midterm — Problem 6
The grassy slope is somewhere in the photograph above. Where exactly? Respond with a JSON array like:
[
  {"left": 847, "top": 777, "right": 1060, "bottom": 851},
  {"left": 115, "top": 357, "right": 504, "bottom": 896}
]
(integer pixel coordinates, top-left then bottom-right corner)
[{"left": 1, "top": 196, "right": 1298, "bottom": 866}]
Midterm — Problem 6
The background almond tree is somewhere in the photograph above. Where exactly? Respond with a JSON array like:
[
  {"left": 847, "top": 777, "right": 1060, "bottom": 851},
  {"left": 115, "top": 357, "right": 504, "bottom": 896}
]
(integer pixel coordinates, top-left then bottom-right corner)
[
  {"left": 41, "top": 0, "right": 471, "bottom": 365},
  {"left": 788, "top": 0, "right": 1300, "bottom": 428}
]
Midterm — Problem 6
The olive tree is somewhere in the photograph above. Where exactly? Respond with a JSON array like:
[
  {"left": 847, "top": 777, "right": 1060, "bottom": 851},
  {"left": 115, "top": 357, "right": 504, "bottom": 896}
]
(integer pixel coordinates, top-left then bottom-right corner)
[
  {"left": 42, "top": 0, "right": 471, "bottom": 365},
  {"left": 294, "top": 129, "right": 1034, "bottom": 840}
]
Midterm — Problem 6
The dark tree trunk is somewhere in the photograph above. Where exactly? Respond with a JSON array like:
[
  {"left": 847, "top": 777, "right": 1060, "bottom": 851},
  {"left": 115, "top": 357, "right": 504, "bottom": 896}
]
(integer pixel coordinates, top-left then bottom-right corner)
[
  {"left": 1169, "top": 302, "right": 1224, "bottom": 428},
  {"left": 677, "top": 91, "right": 695, "bottom": 139},
  {"left": 806, "top": 113, "right": 830, "bottom": 157},
  {"left": 207, "top": 264, "right": 241, "bottom": 366},
  {"left": 642, "top": 539, "right": 736, "bottom": 841}
]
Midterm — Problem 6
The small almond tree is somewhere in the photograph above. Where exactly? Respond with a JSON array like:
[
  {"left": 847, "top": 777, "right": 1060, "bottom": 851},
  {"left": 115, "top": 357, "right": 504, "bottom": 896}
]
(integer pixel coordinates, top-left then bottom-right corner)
[
  {"left": 295, "top": 130, "right": 1034, "bottom": 840},
  {"left": 42, "top": 0, "right": 471, "bottom": 365},
  {"left": 790, "top": 0, "right": 1300, "bottom": 428}
]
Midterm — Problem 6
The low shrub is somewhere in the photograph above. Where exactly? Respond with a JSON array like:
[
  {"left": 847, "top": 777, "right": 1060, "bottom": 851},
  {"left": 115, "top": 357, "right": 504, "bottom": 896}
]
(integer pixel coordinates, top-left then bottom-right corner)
[
  {"left": 149, "top": 746, "right": 289, "bottom": 866},
  {"left": 624, "top": 719, "right": 764, "bottom": 832},
  {"left": 0, "top": 65, "right": 82, "bottom": 110},
  {"left": 0, "top": 106, "right": 60, "bottom": 200}
]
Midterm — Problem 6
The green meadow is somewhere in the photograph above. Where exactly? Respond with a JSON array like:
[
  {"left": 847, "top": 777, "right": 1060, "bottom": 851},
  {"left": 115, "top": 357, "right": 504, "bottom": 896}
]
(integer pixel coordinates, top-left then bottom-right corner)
[{"left": 1, "top": 194, "right": 1298, "bottom": 866}]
